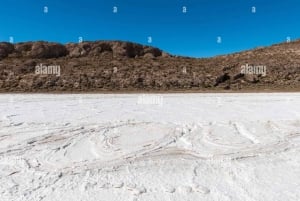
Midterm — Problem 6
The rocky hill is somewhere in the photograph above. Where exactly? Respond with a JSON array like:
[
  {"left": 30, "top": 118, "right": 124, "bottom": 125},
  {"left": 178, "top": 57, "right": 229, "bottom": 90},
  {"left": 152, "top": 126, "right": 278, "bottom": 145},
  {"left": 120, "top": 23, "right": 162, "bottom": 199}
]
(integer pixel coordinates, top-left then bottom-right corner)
[{"left": 0, "top": 40, "right": 299, "bottom": 92}]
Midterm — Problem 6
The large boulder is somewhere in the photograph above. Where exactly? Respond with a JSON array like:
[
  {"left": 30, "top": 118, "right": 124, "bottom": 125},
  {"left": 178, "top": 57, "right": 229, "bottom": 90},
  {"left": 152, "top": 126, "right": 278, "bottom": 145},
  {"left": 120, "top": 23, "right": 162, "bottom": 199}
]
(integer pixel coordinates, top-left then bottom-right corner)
[
  {"left": 68, "top": 46, "right": 86, "bottom": 57},
  {"left": 143, "top": 52, "right": 155, "bottom": 59},
  {"left": 15, "top": 42, "right": 33, "bottom": 52},
  {"left": 214, "top": 73, "right": 231, "bottom": 86},
  {"left": 31, "top": 42, "right": 68, "bottom": 58},
  {"left": 143, "top": 46, "right": 162, "bottom": 57},
  {"left": 15, "top": 42, "right": 33, "bottom": 57},
  {"left": 124, "top": 42, "right": 144, "bottom": 58},
  {"left": 67, "top": 42, "right": 112, "bottom": 57},
  {"left": 111, "top": 42, "right": 144, "bottom": 58}
]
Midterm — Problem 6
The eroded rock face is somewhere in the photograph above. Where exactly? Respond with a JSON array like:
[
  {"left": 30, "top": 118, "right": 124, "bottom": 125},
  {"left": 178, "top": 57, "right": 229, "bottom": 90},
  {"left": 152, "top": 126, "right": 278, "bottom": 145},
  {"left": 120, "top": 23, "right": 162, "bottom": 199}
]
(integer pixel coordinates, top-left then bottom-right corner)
[
  {"left": 143, "top": 46, "right": 162, "bottom": 57},
  {"left": 214, "top": 73, "right": 230, "bottom": 86},
  {"left": 0, "top": 41, "right": 164, "bottom": 59},
  {"left": 30, "top": 42, "right": 68, "bottom": 59},
  {"left": 15, "top": 43, "right": 33, "bottom": 53},
  {"left": 66, "top": 41, "right": 163, "bottom": 58},
  {"left": 10, "top": 42, "right": 69, "bottom": 59},
  {"left": 117, "top": 42, "right": 144, "bottom": 58},
  {"left": 0, "top": 42, "right": 15, "bottom": 59}
]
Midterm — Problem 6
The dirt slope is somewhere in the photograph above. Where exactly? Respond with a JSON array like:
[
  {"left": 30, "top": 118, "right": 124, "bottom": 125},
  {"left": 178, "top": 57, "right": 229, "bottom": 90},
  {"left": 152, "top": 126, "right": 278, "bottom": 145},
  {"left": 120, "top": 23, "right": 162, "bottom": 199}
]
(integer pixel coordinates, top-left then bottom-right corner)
[{"left": 0, "top": 40, "right": 300, "bottom": 92}]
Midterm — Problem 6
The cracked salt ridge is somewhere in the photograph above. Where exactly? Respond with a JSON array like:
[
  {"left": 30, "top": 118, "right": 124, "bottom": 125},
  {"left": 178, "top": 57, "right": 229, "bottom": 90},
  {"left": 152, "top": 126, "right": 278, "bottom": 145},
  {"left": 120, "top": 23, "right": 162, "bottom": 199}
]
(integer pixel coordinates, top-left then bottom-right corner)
[{"left": 0, "top": 93, "right": 300, "bottom": 201}]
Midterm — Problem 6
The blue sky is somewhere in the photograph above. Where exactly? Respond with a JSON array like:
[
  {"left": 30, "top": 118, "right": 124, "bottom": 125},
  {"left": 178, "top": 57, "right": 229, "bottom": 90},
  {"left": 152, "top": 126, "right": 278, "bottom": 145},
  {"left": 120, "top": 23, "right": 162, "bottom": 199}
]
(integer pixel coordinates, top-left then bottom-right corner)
[{"left": 0, "top": 0, "right": 300, "bottom": 57}]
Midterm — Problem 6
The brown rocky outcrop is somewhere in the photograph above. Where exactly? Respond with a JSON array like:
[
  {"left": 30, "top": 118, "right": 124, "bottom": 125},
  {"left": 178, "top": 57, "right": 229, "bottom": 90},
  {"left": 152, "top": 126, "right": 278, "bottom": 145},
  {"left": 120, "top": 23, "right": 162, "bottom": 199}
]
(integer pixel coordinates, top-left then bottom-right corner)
[{"left": 0, "top": 39, "right": 300, "bottom": 92}]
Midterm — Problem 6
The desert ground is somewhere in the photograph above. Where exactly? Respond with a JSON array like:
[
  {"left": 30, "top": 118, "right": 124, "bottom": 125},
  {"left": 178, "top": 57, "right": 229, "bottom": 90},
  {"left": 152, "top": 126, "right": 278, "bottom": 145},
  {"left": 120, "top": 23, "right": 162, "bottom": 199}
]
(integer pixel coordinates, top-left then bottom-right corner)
[{"left": 0, "top": 93, "right": 300, "bottom": 201}]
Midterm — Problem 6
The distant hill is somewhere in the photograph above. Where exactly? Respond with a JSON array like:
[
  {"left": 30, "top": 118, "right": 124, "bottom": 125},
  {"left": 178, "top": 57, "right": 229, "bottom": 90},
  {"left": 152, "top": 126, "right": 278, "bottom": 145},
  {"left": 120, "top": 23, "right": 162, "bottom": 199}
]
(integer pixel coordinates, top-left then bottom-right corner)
[{"left": 0, "top": 40, "right": 299, "bottom": 92}]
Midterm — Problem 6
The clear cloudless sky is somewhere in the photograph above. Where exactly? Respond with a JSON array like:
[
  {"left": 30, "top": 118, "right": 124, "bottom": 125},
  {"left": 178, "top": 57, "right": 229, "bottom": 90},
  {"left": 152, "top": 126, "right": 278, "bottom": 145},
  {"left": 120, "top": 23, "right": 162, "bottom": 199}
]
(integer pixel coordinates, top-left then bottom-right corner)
[{"left": 1, "top": 0, "right": 300, "bottom": 57}]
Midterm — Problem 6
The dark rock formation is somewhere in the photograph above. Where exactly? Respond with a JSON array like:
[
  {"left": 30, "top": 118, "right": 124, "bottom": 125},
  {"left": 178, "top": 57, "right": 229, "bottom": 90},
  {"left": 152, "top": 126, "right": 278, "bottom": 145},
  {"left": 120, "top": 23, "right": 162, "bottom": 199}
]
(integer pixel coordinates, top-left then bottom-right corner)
[{"left": 0, "top": 42, "right": 15, "bottom": 59}]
